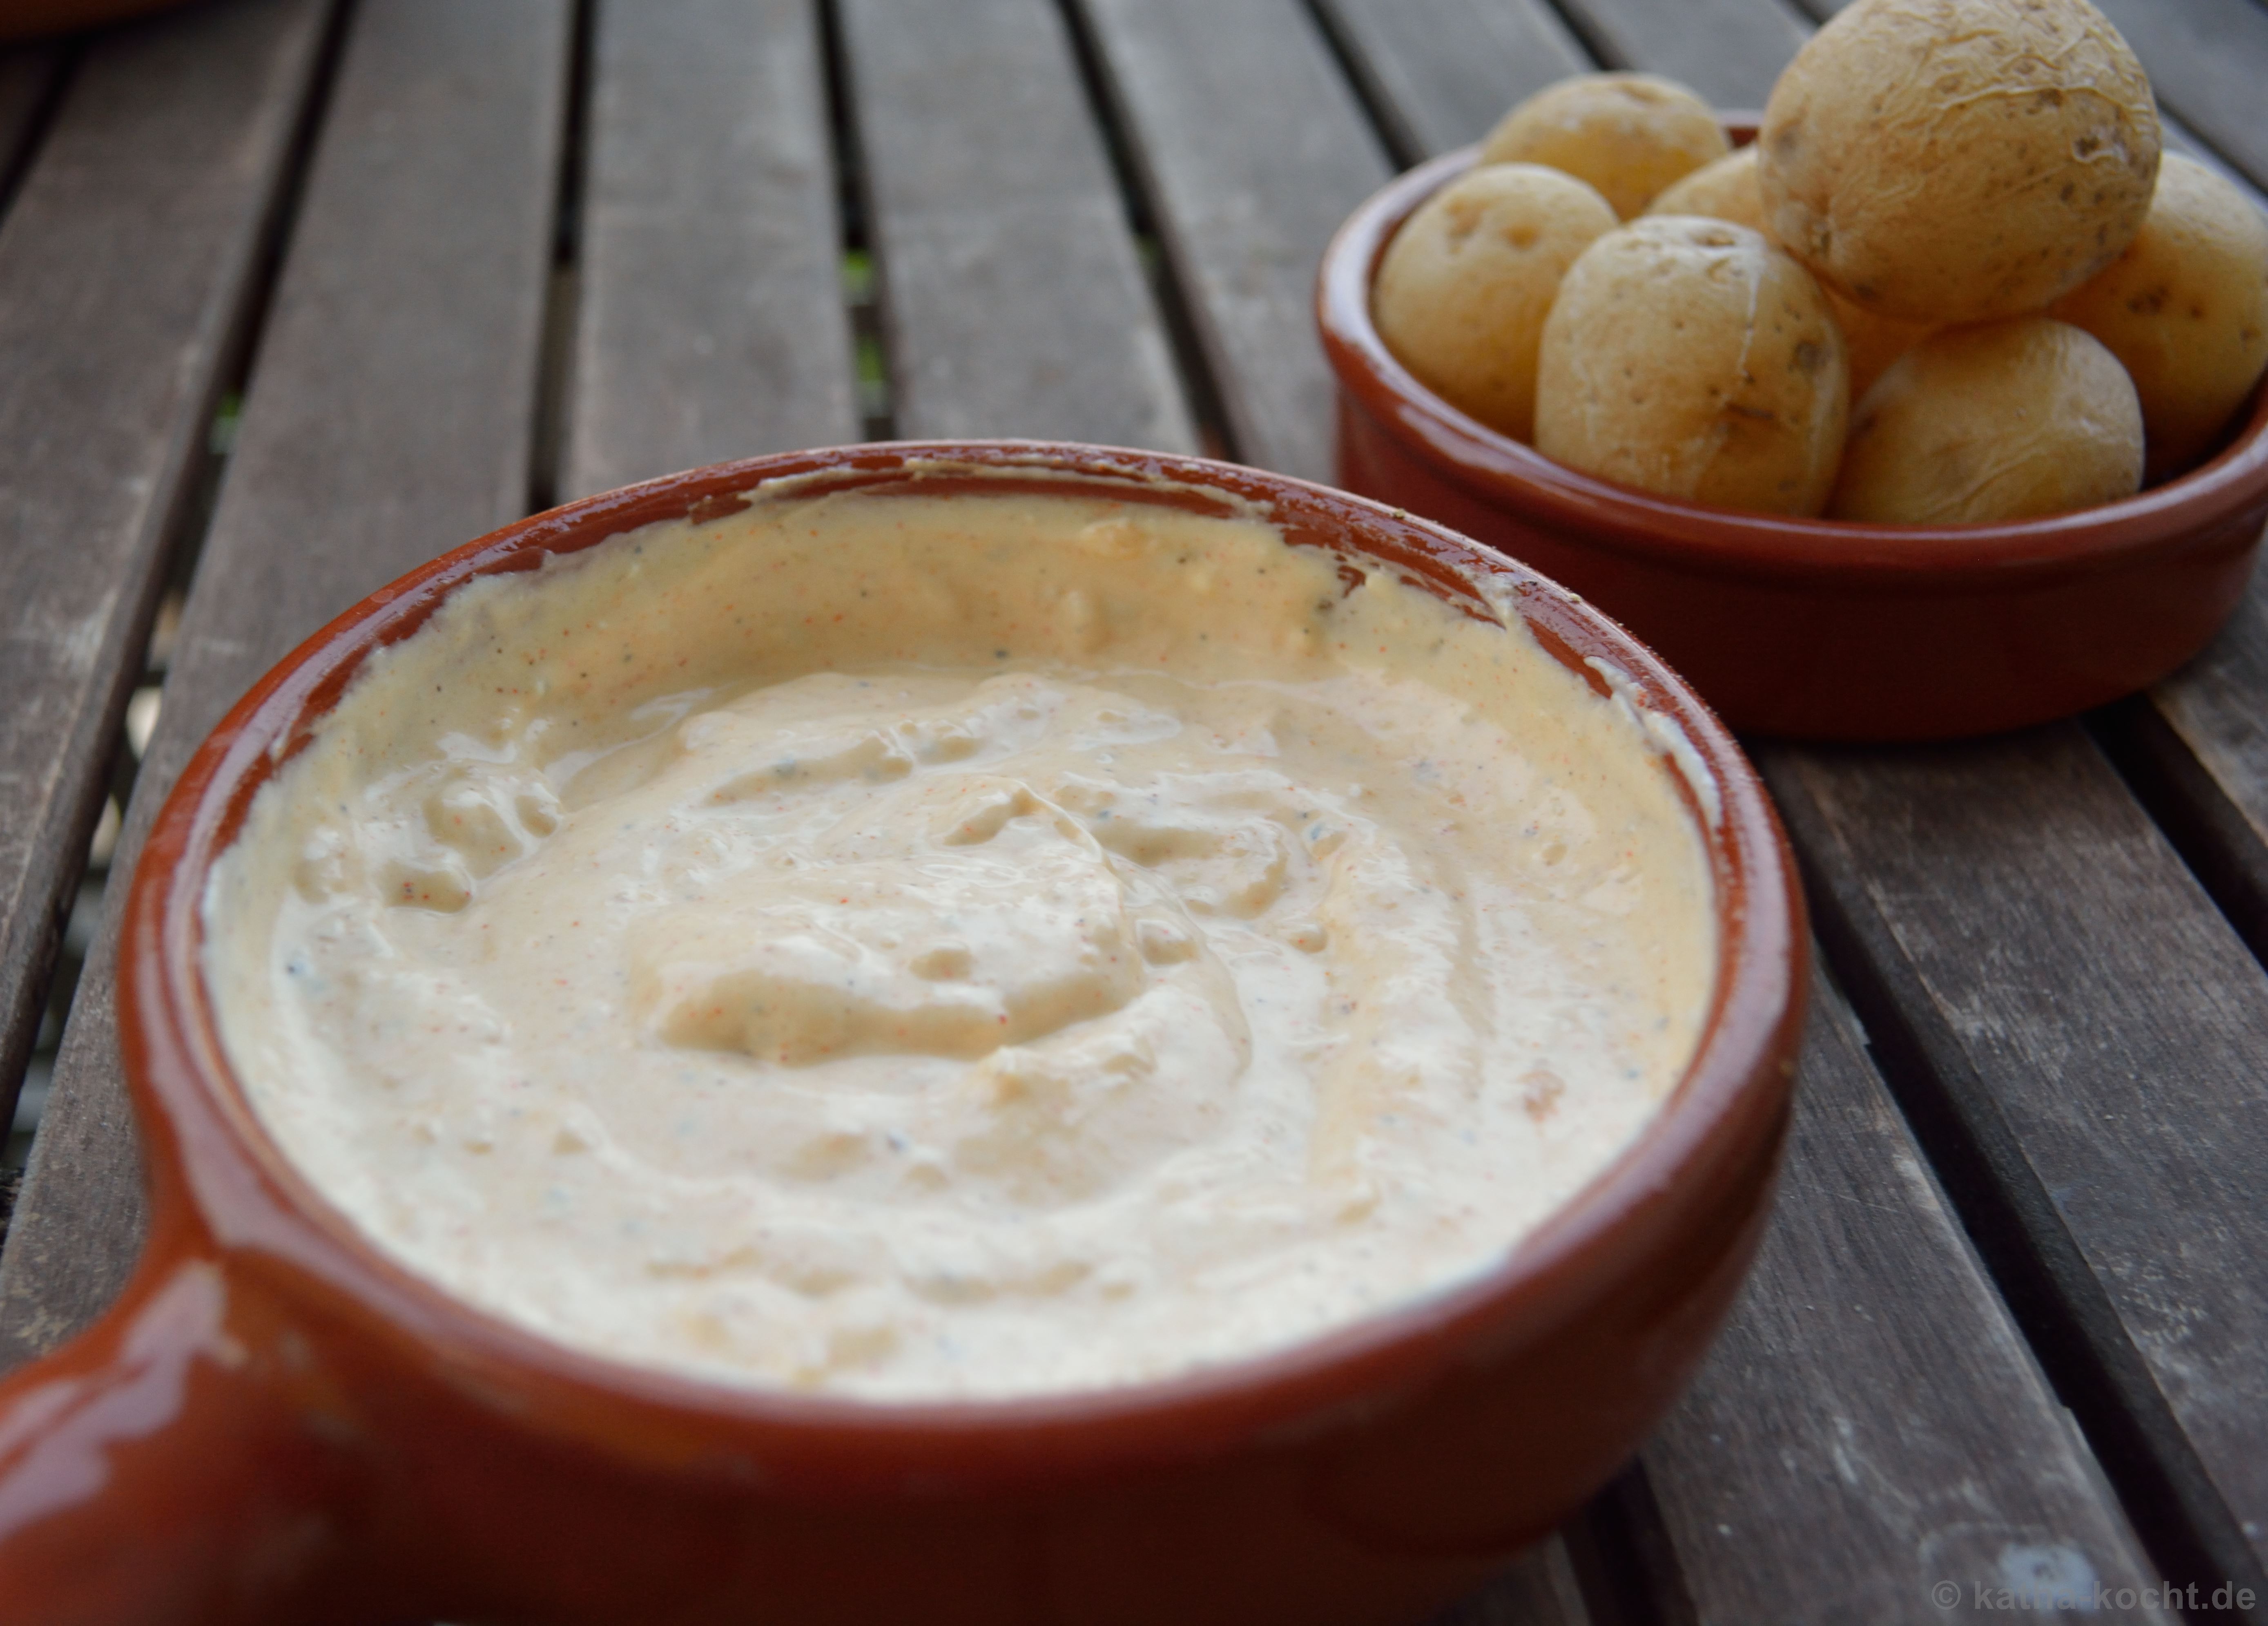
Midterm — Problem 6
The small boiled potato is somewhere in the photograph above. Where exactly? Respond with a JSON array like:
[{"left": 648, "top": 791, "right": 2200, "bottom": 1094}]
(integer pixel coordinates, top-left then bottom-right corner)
[
  {"left": 1481, "top": 73, "right": 1728, "bottom": 221},
  {"left": 1534, "top": 217, "right": 1849, "bottom": 515},
  {"left": 1829, "top": 318, "right": 2143, "bottom": 523},
  {"left": 2049, "top": 153, "right": 2268, "bottom": 480},
  {"left": 1760, "top": 0, "right": 2160, "bottom": 324},
  {"left": 1373, "top": 164, "right": 1619, "bottom": 440},
  {"left": 1648, "top": 147, "right": 1934, "bottom": 398},
  {"left": 1646, "top": 145, "right": 1768, "bottom": 231}
]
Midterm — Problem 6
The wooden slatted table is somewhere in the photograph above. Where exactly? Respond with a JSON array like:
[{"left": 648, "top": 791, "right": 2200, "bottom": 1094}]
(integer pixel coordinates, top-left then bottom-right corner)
[{"left": 2, "top": 2, "right": 2264, "bottom": 1621}]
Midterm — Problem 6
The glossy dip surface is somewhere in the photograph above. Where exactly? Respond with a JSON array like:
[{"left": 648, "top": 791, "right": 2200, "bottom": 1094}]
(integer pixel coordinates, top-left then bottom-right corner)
[{"left": 199, "top": 478, "right": 1717, "bottom": 1400}]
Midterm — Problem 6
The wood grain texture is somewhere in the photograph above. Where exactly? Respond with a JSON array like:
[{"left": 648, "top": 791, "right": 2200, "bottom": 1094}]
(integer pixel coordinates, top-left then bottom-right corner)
[
  {"left": 0, "top": 0, "right": 571, "bottom": 1368},
  {"left": 565, "top": 0, "right": 860, "bottom": 499},
  {"left": 1068, "top": 0, "right": 1389, "bottom": 480},
  {"left": 1648, "top": 972, "right": 2167, "bottom": 1624},
  {"left": 1313, "top": 0, "right": 1586, "bottom": 165},
  {"left": 839, "top": 0, "right": 1193, "bottom": 451},
  {"left": 1762, "top": 732, "right": 2268, "bottom": 1603},
  {"left": 2111, "top": 627, "right": 2268, "bottom": 959},
  {"left": 0, "top": 0, "right": 329, "bottom": 1131},
  {"left": 1554, "top": 0, "right": 1806, "bottom": 108}
]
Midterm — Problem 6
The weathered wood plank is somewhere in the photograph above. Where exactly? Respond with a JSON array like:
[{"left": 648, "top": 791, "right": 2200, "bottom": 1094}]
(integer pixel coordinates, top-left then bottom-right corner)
[
  {"left": 0, "top": 0, "right": 571, "bottom": 1367},
  {"left": 1313, "top": 0, "right": 1585, "bottom": 166},
  {"left": 1649, "top": 971, "right": 2168, "bottom": 1624},
  {"left": 0, "top": 0, "right": 330, "bottom": 1131},
  {"left": 1068, "top": 0, "right": 1388, "bottom": 480},
  {"left": 839, "top": 0, "right": 1193, "bottom": 451},
  {"left": 1555, "top": 0, "right": 1805, "bottom": 108},
  {"left": 565, "top": 0, "right": 859, "bottom": 499},
  {"left": 1762, "top": 732, "right": 2268, "bottom": 1604},
  {"left": 2100, "top": 654, "right": 2268, "bottom": 964}
]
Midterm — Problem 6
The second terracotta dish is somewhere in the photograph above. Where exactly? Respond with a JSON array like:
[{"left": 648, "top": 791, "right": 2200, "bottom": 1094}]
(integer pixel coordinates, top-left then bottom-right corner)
[{"left": 1318, "top": 139, "right": 2268, "bottom": 742}]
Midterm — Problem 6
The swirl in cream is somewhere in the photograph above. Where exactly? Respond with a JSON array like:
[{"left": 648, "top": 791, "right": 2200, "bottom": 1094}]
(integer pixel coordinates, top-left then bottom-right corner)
[{"left": 204, "top": 478, "right": 1715, "bottom": 1399}]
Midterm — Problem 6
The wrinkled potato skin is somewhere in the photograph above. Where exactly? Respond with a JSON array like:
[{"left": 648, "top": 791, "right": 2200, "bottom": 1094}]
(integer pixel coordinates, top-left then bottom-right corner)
[
  {"left": 1829, "top": 318, "right": 2143, "bottom": 523},
  {"left": 1760, "top": 0, "right": 2160, "bottom": 324},
  {"left": 1647, "top": 145, "right": 1934, "bottom": 397},
  {"left": 1481, "top": 73, "right": 1728, "bottom": 220},
  {"left": 2050, "top": 154, "right": 2268, "bottom": 479},
  {"left": 1534, "top": 218, "right": 1850, "bottom": 515},
  {"left": 1374, "top": 165, "right": 1619, "bottom": 440}
]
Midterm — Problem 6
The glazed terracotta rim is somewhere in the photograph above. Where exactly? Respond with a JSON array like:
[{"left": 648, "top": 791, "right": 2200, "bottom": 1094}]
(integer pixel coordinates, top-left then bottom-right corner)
[
  {"left": 123, "top": 441, "right": 1800, "bottom": 1495},
  {"left": 1318, "top": 141, "right": 2268, "bottom": 590}
]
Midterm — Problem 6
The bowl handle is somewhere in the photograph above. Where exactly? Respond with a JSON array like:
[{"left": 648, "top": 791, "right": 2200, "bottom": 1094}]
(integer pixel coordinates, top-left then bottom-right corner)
[{"left": 0, "top": 1238, "right": 371, "bottom": 1624}]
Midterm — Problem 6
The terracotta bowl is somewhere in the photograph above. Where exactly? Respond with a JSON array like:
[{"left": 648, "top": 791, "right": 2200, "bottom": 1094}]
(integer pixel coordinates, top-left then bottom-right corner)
[
  {"left": 1319, "top": 137, "right": 2268, "bottom": 741},
  {"left": 0, "top": 443, "right": 1804, "bottom": 1626}
]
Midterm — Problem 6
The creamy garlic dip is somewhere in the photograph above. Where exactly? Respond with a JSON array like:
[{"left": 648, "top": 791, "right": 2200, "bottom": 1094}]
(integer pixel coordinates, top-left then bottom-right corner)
[{"left": 203, "top": 475, "right": 1716, "bottom": 1400}]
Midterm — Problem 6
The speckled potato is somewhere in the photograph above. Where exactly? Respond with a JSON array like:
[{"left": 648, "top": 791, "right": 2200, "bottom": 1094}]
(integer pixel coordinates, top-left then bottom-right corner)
[
  {"left": 2050, "top": 154, "right": 2268, "bottom": 480},
  {"left": 1534, "top": 217, "right": 1849, "bottom": 515},
  {"left": 1481, "top": 73, "right": 1728, "bottom": 221},
  {"left": 1829, "top": 318, "right": 2143, "bottom": 523},
  {"left": 1373, "top": 164, "right": 1619, "bottom": 440},
  {"left": 1759, "top": 0, "right": 2160, "bottom": 324},
  {"left": 1647, "top": 146, "right": 1934, "bottom": 398}
]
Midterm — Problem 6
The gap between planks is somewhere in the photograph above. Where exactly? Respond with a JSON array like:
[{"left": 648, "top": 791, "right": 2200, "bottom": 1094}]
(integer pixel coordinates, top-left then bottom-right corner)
[
  {"left": 0, "top": 0, "right": 575, "bottom": 1366},
  {"left": 0, "top": 0, "right": 345, "bottom": 1153}
]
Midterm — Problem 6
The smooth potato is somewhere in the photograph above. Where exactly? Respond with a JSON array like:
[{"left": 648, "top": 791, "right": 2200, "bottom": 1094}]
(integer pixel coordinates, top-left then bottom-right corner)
[
  {"left": 1373, "top": 164, "right": 1619, "bottom": 440},
  {"left": 1534, "top": 217, "right": 1849, "bottom": 515},
  {"left": 1647, "top": 145, "right": 1933, "bottom": 398},
  {"left": 1646, "top": 145, "right": 1767, "bottom": 232},
  {"left": 1760, "top": 0, "right": 2159, "bottom": 324},
  {"left": 1481, "top": 73, "right": 1727, "bottom": 221},
  {"left": 2050, "top": 154, "right": 2268, "bottom": 480},
  {"left": 1829, "top": 318, "right": 2143, "bottom": 523}
]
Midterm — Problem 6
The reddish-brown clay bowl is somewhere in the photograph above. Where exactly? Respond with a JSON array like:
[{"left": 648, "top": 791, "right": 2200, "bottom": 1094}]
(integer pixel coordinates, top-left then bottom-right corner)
[
  {"left": 0, "top": 443, "right": 1804, "bottom": 1626},
  {"left": 1320, "top": 138, "right": 2268, "bottom": 742}
]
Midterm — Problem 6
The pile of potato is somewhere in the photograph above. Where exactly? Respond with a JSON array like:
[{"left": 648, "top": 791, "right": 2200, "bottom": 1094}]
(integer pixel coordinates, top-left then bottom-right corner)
[{"left": 1371, "top": 0, "right": 2268, "bottom": 524}]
